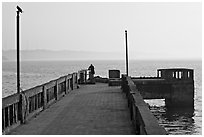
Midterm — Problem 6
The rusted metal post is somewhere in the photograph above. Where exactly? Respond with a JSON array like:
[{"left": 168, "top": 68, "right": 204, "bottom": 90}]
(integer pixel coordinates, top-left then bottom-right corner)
[{"left": 125, "top": 30, "right": 129, "bottom": 76}]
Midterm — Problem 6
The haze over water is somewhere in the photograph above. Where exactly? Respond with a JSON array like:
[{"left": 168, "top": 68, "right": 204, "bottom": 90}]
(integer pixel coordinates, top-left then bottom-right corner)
[
  {"left": 2, "top": 2, "right": 202, "bottom": 135},
  {"left": 2, "top": 60, "right": 202, "bottom": 135}
]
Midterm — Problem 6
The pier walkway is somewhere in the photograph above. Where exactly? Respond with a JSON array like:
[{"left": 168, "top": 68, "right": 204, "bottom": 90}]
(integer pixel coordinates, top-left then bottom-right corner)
[{"left": 8, "top": 83, "right": 134, "bottom": 135}]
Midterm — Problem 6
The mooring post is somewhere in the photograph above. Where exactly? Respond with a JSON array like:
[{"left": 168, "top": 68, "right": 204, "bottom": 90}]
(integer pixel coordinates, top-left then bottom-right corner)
[
  {"left": 16, "top": 6, "right": 23, "bottom": 94},
  {"left": 125, "top": 30, "right": 129, "bottom": 76}
]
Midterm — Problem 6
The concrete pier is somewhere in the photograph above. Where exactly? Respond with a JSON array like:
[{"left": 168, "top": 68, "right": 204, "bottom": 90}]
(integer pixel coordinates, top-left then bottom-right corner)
[
  {"left": 3, "top": 68, "right": 193, "bottom": 134},
  {"left": 132, "top": 68, "right": 194, "bottom": 108},
  {"left": 8, "top": 83, "right": 134, "bottom": 135}
]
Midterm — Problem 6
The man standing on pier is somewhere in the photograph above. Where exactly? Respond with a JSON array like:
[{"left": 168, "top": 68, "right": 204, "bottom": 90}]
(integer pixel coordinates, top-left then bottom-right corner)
[{"left": 88, "top": 64, "right": 95, "bottom": 84}]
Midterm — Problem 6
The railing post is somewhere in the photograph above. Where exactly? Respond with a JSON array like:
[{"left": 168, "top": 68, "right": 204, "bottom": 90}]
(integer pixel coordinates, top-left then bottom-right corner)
[
  {"left": 55, "top": 80, "right": 59, "bottom": 100},
  {"left": 8, "top": 107, "right": 10, "bottom": 127},
  {"left": 12, "top": 105, "right": 15, "bottom": 125},
  {"left": 67, "top": 76, "right": 70, "bottom": 92},
  {"left": 43, "top": 85, "right": 47, "bottom": 109},
  {"left": 70, "top": 77, "right": 72, "bottom": 90},
  {"left": 73, "top": 73, "right": 76, "bottom": 88},
  {"left": 3, "top": 109, "right": 5, "bottom": 131},
  {"left": 65, "top": 76, "right": 68, "bottom": 94},
  {"left": 85, "top": 70, "right": 87, "bottom": 83},
  {"left": 18, "top": 93, "right": 27, "bottom": 124},
  {"left": 74, "top": 72, "right": 77, "bottom": 88}
]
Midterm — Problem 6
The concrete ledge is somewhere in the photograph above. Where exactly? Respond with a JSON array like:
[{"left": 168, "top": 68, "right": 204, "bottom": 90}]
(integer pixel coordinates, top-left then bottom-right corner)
[
  {"left": 2, "top": 93, "right": 20, "bottom": 108},
  {"left": 108, "top": 78, "right": 121, "bottom": 86},
  {"left": 136, "top": 105, "right": 167, "bottom": 135},
  {"left": 95, "top": 76, "right": 108, "bottom": 83},
  {"left": 122, "top": 75, "right": 167, "bottom": 135}
]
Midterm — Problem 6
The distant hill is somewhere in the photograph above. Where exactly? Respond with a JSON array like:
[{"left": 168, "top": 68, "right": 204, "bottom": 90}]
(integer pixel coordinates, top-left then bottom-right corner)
[{"left": 2, "top": 49, "right": 124, "bottom": 61}]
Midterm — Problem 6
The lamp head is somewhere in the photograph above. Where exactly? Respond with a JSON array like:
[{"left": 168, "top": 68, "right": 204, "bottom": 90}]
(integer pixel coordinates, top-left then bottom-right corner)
[{"left": 17, "top": 6, "right": 23, "bottom": 13}]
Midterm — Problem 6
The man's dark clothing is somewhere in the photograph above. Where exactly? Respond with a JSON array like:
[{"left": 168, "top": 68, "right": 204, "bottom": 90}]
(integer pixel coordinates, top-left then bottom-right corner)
[{"left": 88, "top": 64, "right": 95, "bottom": 74}]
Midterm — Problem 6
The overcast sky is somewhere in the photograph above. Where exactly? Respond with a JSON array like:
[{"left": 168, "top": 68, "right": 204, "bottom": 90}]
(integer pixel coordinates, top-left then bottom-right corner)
[{"left": 2, "top": 2, "right": 202, "bottom": 60}]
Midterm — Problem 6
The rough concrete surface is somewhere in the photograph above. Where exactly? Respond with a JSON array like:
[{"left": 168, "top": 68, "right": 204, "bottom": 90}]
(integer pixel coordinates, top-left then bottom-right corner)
[{"left": 9, "top": 83, "right": 134, "bottom": 135}]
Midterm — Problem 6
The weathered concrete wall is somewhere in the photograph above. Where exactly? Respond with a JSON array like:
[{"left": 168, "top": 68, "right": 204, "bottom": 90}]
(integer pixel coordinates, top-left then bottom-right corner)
[
  {"left": 132, "top": 78, "right": 194, "bottom": 108},
  {"left": 165, "top": 82, "right": 194, "bottom": 108},
  {"left": 121, "top": 75, "right": 167, "bottom": 135},
  {"left": 135, "top": 83, "right": 172, "bottom": 99}
]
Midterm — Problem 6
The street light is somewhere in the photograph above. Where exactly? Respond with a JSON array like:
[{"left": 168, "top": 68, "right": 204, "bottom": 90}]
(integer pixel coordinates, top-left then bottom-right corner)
[
  {"left": 125, "top": 30, "right": 128, "bottom": 76},
  {"left": 16, "top": 5, "right": 23, "bottom": 94}
]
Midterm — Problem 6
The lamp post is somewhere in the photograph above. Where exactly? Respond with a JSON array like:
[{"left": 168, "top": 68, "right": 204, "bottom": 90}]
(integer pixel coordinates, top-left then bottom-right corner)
[
  {"left": 16, "top": 6, "right": 23, "bottom": 94},
  {"left": 125, "top": 30, "right": 128, "bottom": 76}
]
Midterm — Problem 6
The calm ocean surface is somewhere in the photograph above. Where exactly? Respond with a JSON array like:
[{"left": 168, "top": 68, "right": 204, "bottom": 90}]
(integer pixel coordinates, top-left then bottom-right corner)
[{"left": 2, "top": 60, "right": 202, "bottom": 135}]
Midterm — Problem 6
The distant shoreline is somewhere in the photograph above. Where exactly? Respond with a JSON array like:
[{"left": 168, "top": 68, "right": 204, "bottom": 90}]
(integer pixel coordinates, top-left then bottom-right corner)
[{"left": 2, "top": 59, "right": 202, "bottom": 62}]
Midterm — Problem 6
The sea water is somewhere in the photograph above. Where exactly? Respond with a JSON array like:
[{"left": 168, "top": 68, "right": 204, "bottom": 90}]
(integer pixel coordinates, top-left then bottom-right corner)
[{"left": 2, "top": 60, "right": 202, "bottom": 135}]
